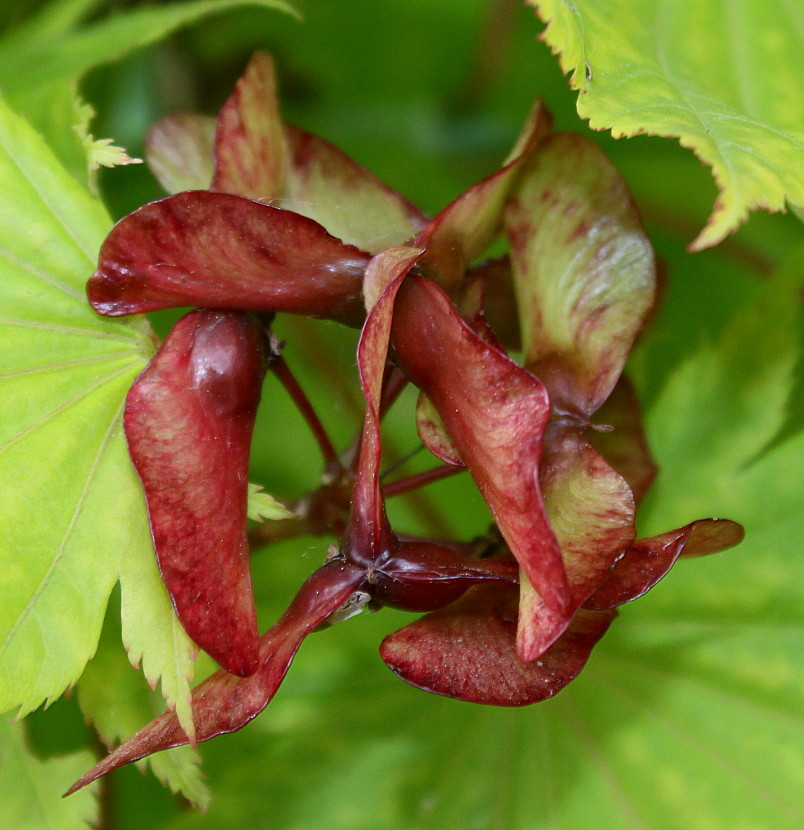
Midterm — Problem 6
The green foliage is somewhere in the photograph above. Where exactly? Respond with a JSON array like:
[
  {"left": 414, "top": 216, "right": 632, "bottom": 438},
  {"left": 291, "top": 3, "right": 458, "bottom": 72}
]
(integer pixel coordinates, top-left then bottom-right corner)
[
  {"left": 0, "top": 95, "right": 135, "bottom": 714},
  {"left": 0, "top": 714, "right": 97, "bottom": 830},
  {"left": 247, "top": 483, "right": 294, "bottom": 522},
  {"left": 0, "top": 0, "right": 296, "bottom": 181},
  {"left": 0, "top": 97, "right": 199, "bottom": 744},
  {"left": 638, "top": 251, "right": 803, "bottom": 529},
  {"left": 532, "top": 0, "right": 804, "bottom": 250},
  {"left": 0, "top": 0, "right": 801, "bottom": 827},
  {"left": 78, "top": 593, "right": 210, "bottom": 808},
  {"left": 0, "top": 0, "right": 295, "bottom": 96}
]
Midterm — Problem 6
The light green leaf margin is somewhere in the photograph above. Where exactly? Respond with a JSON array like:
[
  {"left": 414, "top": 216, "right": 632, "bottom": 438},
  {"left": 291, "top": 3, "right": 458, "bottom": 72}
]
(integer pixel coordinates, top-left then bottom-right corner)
[
  {"left": 530, "top": 0, "right": 804, "bottom": 250},
  {"left": 0, "top": 97, "right": 197, "bottom": 743},
  {"left": 78, "top": 593, "right": 210, "bottom": 808}
]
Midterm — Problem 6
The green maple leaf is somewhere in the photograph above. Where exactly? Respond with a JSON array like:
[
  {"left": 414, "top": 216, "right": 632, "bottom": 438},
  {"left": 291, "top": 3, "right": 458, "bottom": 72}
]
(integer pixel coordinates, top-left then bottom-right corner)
[
  {"left": 638, "top": 248, "right": 802, "bottom": 527},
  {"left": 0, "top": 97, "right": 196, "bottom": 738},
  {"left": 531, "top": 0, "right": 804, "bottom": 250}
]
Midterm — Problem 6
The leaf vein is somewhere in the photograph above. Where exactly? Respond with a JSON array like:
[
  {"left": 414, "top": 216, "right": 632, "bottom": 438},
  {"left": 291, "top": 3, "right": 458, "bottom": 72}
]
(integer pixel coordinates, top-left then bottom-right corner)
[
  {"left": 0, "top": 359, "right": 138, "bottom": 455},
  {"left": 0, "top": 394, "right": 126, "bottom": 660},
  {"left": 0, "top": 244, "right": 84, "bottom": 301},
  {"left": 593, "top": 668, "right": 804, "bottom": 821},
  {"left": 0, "top": 352, "right": 139, "bottom": 379},
  {"left": 0, "top": 316, "right": 139, "bottom": 344},
  {"left": 599, "top": 652, "right": 803, "bottom": 726},
  {"left": 561, "top": 696, "right": 650, "bottom": 829},
  {"left": 0, "top": 138, "right": 99, "bottom": 264}
]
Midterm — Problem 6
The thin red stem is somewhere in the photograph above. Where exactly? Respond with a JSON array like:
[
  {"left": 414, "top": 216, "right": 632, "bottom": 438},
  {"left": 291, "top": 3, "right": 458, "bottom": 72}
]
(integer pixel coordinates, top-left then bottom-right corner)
[
  {"left": 379, "top": 366, "right": 409, "bottom": 418},
  {"left": 272, "top": 356, "right": 343, "bottom": 474},
  {"left": 382, "top": 463, "right": 465, "bottom": 498}
]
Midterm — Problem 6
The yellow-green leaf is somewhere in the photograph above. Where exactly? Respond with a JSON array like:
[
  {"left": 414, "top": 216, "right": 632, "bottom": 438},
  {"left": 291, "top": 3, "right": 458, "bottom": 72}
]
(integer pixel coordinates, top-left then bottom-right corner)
[
  {"left": 77, "top": 596, "right": 209, "bottom": 808},
  {"left": 0, "top": 97, "right": 195, "bottom": 738},
  {"left": 531, "top": 0, "right": 804, "bottom": 250},
  {"left": 247, "top": 483, "right": 295, "bottom": 522}
]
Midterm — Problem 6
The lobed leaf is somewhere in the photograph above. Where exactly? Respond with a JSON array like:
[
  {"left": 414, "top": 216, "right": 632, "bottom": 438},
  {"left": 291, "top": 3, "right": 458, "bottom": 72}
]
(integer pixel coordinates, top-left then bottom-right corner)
[
  {"left": 0, "top": 97, "right": 196, "bottom": 735},
  {"left": 247, "top": 483, "right": 294, "bottom": 522},
  {"left": 0, "top": 1, "right": 297, "bottom": 184},
  {"left": 532, "top": 0, "right": 804, "bottom": 250},
  {"left": 76, "top": 596, "right": 208, "bottom": 807},
  {"left": 641, "top": 256, "right": 801, "bottom": 530},
  {"left": 5, "top": 80, "right": 96, "bottom": 187},
  {"left": 0, "top": 714, "right": 97, "bottom": 830},
  {"left": 506, "top": 132, "right": 655, "bottom": 417},
  {"left": 0, "top": 0, "right": 106, "bottom": 57},
  {"left": 0, "top": 0, "right": 298, "bottom": 102},
  {"left": 117, "top": 544, "right": 200, "bottom": 749}
]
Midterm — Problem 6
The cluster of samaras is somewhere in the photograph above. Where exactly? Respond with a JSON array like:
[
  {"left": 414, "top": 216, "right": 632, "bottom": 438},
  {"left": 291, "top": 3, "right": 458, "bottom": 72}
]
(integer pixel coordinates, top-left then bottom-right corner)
[{"left": 68, "top": 54, "right": 742, "bottom": 793}]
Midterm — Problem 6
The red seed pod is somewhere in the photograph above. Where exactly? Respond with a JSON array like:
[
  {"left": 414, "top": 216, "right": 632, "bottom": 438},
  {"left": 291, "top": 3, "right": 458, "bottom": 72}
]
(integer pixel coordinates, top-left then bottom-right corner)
[
  {"left": 366, "top": 540, "right": 518, "bottom": 613},
  {"left": 124, "top": 309, "right": 271, "bottom": 677}
]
